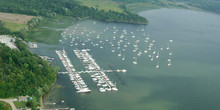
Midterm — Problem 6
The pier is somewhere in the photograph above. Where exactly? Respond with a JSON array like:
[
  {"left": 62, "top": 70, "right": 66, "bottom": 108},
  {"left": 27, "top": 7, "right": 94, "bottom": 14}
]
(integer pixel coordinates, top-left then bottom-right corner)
[
  {"left": 58, "top": 69, "right": 126, "bottom": 74},
  {"left": 56, "top": 49, "right": 127, "bottom": 93},
  {"left": 55, "top": 50, "right": 91, "bottom": 93},
  {"left": 73, "top": 49, "right": 126, "bottom": 92}
]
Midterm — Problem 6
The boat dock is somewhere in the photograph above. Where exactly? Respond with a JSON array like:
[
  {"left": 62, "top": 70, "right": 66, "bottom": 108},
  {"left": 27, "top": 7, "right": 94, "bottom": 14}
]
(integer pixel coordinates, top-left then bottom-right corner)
[
  {"left": 73, "top": 49, "right": 125, "bottom": 92},
  {"left": 59, "top": 69, "right": 126, "bottom": 74},
  {"left": 56, "top": 49, "right": 127, "bottom": 93},
  {"left": 55, "top": 50, "right": 91, "bottom": 93}
]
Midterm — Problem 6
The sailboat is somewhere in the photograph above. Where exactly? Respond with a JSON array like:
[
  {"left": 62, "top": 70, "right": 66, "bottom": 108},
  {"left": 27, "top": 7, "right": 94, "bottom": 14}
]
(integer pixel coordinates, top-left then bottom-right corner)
[
  {"left": 168, "top": 56, "right": 171, "bottom": 66},
  {"left": 169, "top": 52, "right": 172, "bottom": 56},
  {"left": 122, "top": 55, "right": 125, "bottom": 61},
  {"left": 146, "top": 34, "right": 150, "bottom": 40},
  {"left": 150, "top": 56, "right": 154, "bottom": 61},
  {"left": 156, "top": 62, "right": 159, "bottom": 68},
  {"left": 153, "top": 50, "right": 156, "bottom": 54},
  {"left": 118, "top": 51, "right": 122, "bottom": 57},
  {"left": 167, "top": 44, "right": 170, "bottom": 50},
  {"left": 144, "top": 49, "right": 148, "bottom": 54},
  {"left": 168, "top": 62, "right": 171, "bottom": 66},
  {"left": 133, "top": 57, "right": 137, "bottom": 64},
  {"left": 156, "top": 52, "right": 159, "bottom": 59}
]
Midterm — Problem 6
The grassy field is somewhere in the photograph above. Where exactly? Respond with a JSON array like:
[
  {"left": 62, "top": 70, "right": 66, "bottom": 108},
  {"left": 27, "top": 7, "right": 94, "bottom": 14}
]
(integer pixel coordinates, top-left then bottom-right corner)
[
  {"left": 27, "top": 16, "right": 74, "bottom": 44},
  {"left": 0, "top": 101, "right": 12, "bottom": 110},
  {"left": 76, "top": 0, "right": 124, "bottom": 13},
  {"left": 0, "top": 12, "right": 34, "bottom": 32},
  {"left": 3, "top": 21, "right": 28, "bottom": 32},
  {"left": 125, "top": 0, "right": 203, "bottom": 13},
  {"left": 126, "top": 3, "right": 161, "bottom": 13},
  {"left": 13, "top": 101, "right": 27, "bottom": 108}
]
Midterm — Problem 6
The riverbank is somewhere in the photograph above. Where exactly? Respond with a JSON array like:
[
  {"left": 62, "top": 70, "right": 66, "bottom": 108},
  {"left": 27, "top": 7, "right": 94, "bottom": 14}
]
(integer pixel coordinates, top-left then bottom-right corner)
[
  {"left": 40, "top": 73, "right": 58, "bottom": 109},
  {"left": 27, "top": 16, "right": 75, "bottom": 45}
]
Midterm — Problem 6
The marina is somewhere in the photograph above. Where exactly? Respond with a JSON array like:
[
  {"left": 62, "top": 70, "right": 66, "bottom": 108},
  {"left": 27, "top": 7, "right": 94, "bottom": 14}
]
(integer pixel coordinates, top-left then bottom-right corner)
[
  {"left": 31, "top": 9, "right": 220, "bottom": 110},
  {"left": 55, "top": 50, "right": 91, "bottom": 93},
  {"left": 73, "top": 49, "right": 126, "bottom": 92},
  {"left": 56, "top": 49, "right": 126, "bottom": 93}
]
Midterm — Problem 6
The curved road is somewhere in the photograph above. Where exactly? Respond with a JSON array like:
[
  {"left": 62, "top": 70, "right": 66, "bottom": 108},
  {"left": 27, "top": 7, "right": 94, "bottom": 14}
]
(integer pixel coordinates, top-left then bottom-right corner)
[{"left": 0, "top": 99, "right": 17, "bottom": 110}]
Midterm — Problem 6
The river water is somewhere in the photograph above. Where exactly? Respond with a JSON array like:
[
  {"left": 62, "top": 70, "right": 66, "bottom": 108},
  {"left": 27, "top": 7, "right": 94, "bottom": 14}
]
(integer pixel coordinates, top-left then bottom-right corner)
[{"left": 31, "top": 9, "right": 220, "bottom": 110}]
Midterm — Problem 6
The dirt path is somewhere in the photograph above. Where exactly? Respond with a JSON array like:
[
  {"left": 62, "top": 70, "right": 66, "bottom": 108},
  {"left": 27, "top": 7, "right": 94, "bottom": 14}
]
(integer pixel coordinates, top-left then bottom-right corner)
[{"left": 0, "top": 99, "right": 17, "bottom": 110}]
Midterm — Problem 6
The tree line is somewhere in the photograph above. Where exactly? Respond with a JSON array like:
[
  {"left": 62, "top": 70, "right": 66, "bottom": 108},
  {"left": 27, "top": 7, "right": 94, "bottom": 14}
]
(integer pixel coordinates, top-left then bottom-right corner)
[
  {"left": 0, "top": 0, "right": 148, "bottom": 24},
  {"left": 0, "top": 40, "right": 57, "bottom": 107}
]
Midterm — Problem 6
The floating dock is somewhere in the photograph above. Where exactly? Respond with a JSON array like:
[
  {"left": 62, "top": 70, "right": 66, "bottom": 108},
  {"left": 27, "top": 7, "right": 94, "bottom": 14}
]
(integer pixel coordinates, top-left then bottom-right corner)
[
  {"left": 74, "top": 49, "right": 125, "bottom": 92},
  {"left": 56, "top": 49, "right": 126, "bottom": 93},
  {"left": 55, "top": 50, "right": 91, "bottom": 93}
]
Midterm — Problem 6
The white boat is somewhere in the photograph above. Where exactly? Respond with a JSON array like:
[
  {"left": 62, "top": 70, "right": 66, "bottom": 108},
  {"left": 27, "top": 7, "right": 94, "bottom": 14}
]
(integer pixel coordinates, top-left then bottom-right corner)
[
  {"left": 106, "top": 88, "right": 112, "bottom": 91},
  {"left": 169, "top": 52, "right": 172, "bottom": 56},
  {"left": 112, "top": 87, "right": 118, "bottom": 91},
  {"left": 167, "top": 44, "right": 170, "bottom": 50},
  {"left": 118, "top": 51, "right": 122, "bottom": 57},
  {"left": 151, "top": 55, "right": 154, "bottom": 61},
  {"left": 168, "top": 59, "right": 171, "bottom": 62},
  {"left": 156, "top": 62, "right": 159, "bottom": 68},
  {"left": 156, "top": 52, "right": 159, "bottom": 59},
  {"left": 76, "top": 88, "right": 91, "bottom": 93},
  {"left": 99, "top": 88, "right": 106, "bottom": 92},
  {"left": 122, "top": 69, "right": 127, "bottom": 72},
  {"left": 133, "top": 57, "right": 137, "bottom": 64},
  {"left": 168, "top": 63, "right": 171, "bottom": 66},
  {"left": 144, "top": 50, "right": 148, "bottom": 53}
]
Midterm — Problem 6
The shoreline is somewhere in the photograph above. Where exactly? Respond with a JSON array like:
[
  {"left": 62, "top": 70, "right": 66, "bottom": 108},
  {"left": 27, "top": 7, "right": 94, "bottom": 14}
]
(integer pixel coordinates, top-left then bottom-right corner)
[{"left": 40, "top": 73, "right": 58, "bottom": 109}]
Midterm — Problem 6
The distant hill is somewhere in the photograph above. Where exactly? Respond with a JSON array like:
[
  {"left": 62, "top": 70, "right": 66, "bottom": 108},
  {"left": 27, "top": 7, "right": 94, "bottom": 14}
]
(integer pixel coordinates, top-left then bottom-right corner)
[
  {"left": 167, "top": 0, "right": 220, "bottom": 13},
  {"left": 0, "top": 0, "right": 148, "bottom": 24},
  {"left": 112, "top": 0, "right": 220, "bottom": 14}
]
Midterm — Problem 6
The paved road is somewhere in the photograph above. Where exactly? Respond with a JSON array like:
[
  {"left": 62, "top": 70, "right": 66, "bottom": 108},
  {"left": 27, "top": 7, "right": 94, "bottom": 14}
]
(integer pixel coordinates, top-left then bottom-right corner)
[{"left": 0, "top": 99, "right": 17, "bottom": 110}]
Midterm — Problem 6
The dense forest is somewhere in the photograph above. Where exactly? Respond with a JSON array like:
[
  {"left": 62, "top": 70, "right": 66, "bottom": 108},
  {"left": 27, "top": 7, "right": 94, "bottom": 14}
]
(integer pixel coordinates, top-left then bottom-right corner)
[
  {"left": 0, "top": 20, "right": 10, "bottom": 35},
  {"left": 0, "top": 101, "right": 12, "bottom": 110},
  {"left": 0, "top": 0, "right": 148, "bottom": 24},
  {"left": 0, "top": 40, "right": 57, "bottom": 101}
]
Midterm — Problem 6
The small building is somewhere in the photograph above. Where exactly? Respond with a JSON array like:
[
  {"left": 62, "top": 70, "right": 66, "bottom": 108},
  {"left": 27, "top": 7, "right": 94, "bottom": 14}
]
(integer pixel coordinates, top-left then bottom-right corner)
[
  {"left": 0, "top": 35, "right": 18, "bottom": 49},
  {"left": 18, "top": 95, "right": 29, "bottom": 102}
]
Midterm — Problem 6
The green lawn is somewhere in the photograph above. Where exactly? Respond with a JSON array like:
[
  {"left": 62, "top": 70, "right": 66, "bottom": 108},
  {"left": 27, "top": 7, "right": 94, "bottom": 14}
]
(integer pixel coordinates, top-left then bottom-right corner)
[
  {"left": 0, "top": 101, "right": 12, "bottom": 110},
  {"left": 13, "top": 101, "right": 27, "bottom": 108},
  {"left": 76, "top": 0, "right": 124, "bottom": 13},
  {"left": 125, "top": 0, "right": 202, "bottom": 13},
  {"left": 3, "top": 21, "right": 28, "bottom": 32},
  {"left": 27, "top": 16, "right": 74, "bottom": 44},
  {"left": 126, "top": 0, "right": 187, "bottom": 13},
  {"left": 126, "top": 3, "right": 160, "bottom": 13}
]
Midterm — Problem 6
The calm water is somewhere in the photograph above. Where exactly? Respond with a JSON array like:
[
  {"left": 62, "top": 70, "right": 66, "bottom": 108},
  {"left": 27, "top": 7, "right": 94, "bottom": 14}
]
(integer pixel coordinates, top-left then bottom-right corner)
[{"left": 32, "top": 9, "right": 220, "bottom": 110}]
